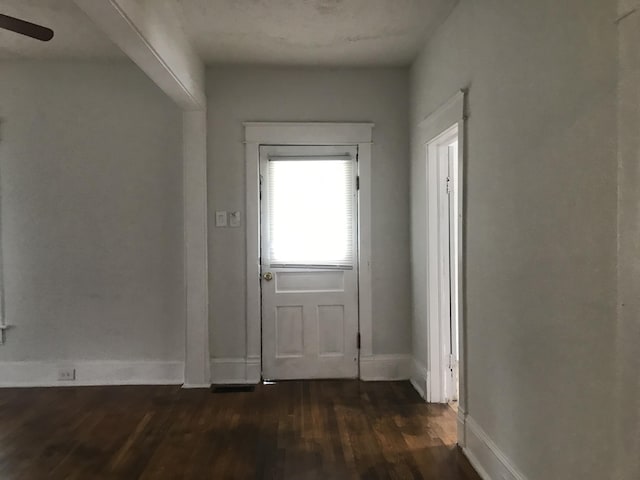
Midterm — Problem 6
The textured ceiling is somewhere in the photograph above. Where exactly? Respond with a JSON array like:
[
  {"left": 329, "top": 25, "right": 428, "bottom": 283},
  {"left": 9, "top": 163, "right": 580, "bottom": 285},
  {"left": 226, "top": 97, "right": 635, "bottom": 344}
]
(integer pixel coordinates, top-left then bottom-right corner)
[
  {"left": 178, "top": 0, "right": 457, "bottom": 66},
  {"left": 0, "top": 0, "right": 122, "bottom": 59},
  {"left": 0, "top": 0, "right": 457, "bottom": 66}
]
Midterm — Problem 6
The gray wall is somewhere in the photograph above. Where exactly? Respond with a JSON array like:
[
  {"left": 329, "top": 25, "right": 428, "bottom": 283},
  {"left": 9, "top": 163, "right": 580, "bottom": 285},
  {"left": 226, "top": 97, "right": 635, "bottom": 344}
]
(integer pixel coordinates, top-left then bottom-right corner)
[
  {"left": 207, "top": 66, "right": 411, "bottom": 359},
  {"left": 0, "top": 61, "right": 185, "bottom": 362},
  {"left": 410, "top": 1, "right": 617, "bottom": 479},
  {"left": 616, "top": 1, "right": 640, "bottom": 477}
]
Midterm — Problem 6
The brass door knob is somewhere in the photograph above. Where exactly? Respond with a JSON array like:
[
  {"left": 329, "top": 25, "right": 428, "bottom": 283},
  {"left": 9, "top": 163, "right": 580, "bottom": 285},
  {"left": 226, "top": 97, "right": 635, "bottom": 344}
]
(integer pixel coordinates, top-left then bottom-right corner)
[{"left": 263, "top": 272, "right": 273, "bottom": 281}]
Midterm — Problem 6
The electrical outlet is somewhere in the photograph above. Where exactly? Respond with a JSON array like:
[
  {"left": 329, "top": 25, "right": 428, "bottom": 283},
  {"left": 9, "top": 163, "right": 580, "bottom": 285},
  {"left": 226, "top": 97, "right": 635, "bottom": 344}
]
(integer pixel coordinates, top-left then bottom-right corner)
[{"left": 57, "top": 368, "right": 76, "bottom": 381}]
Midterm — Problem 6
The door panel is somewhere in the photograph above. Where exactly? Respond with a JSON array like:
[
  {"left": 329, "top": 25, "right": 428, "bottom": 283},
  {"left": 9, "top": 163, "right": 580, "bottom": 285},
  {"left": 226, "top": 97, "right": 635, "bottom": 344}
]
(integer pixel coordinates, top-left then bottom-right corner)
[
  {"left": 275, "top": 306, "right": 304, "bottom": 357},
  {"left": 318, "top": 305, "right": 345, "bottom": 356},
  {"left": 261, "top": 145, "right": 359, "bottom": 380},
  {"left": 276, "top": 271, "right": 345, "bottom": 292}
]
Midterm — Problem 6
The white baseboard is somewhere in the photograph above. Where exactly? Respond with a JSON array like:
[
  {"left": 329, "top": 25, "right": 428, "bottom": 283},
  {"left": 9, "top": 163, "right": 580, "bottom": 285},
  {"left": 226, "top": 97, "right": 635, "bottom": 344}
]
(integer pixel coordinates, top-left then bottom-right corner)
[
  {"left": 359, "top": 354, "right": 411, "bottom": 381},
  {"left": 409, "top": 357, "right": 428, "bottom": 399},
  {"left": 210, "top": 357, "right": 261, "bottom": 384},
  {"left": 246, "top": 355, "right": 261, "bottom": 383},
  {"left": 463, "top": 416, "right": 528, "bottom": 480},
  {"left": 211, "top": 355, "right": 413, "bottom": 383},
  {"left": 457, "top": 408, "right": 467, "bottom": 447},
  {"left": 0, "top": 360, "right": 184, "bottom": 387}
]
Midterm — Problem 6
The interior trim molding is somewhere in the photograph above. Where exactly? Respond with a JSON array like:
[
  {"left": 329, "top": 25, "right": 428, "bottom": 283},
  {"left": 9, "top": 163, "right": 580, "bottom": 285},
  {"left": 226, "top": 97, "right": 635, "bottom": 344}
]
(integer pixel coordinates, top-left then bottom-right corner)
[
  {"left": 244, "top": 122, "right": 375, "bottom": 145},
  {"left": 0, "top": 360, "right": 184, "bottom": 387},
  {"left": 409, "top": 357, "right": 428, "bottom": 399},
  {"left": 463, "top": 416, "right": 528, "bottom": 480},
  {"left": 457, "top": 408, "right": 468, "bottom": 447},
  {"left": 211, "top": 355, "right": 413, "bottom": 384},
  {"left": 210, "top": 357, "right": 261, "bottom": 385},
  {"left": 359, "top": 354, "right": 411, "bottom": 381},
  {"left": 183, "top": 109, "right": 211, "bottom": 388},
  {"left": 244, "top": 122, "right": 375, "bottom": 379},
  {"left": 417, "top": 90, "right": 466, "bottom": 138},
  {"left": 74, "top": 0, "right": 205, "bottom": 110},
  {"left": 416, "top": 89, "right": 468, "bottom": 408}
]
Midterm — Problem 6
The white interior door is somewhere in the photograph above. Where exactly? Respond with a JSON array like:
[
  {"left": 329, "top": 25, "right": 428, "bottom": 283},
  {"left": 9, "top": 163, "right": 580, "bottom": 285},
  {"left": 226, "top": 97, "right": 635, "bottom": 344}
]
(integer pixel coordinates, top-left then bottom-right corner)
[
  {"left": 448, "top": 141, "right": 460, "bottom": 401},
  {"left": 260, "top": 145, "right": 359, "bottom": 380},
  {"left": 440, "top": 137, "right": 459, "bottom": 402}
]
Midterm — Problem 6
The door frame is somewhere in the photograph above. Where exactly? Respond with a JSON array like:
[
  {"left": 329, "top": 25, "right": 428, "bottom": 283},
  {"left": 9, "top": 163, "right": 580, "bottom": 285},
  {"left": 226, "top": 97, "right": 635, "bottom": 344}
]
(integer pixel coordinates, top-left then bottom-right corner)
[
  {"left": 417, "top": 90, "right": 467, "bottom": 441},
  {"left": 244, "top": 122, "right": 374, "bottom": 382}
]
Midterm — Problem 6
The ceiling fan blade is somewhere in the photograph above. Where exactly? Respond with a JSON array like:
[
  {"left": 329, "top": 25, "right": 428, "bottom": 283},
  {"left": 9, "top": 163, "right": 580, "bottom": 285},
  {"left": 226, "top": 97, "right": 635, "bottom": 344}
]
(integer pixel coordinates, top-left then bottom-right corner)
[{"left": 0, "top": 13, "right": 53, "bottom": 41}]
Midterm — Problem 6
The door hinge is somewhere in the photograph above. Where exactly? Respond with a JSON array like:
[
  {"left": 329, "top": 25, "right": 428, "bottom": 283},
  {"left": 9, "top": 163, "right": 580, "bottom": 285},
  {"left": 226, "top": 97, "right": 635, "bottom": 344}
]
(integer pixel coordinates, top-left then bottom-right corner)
[
  {"left": 356, "top": 176, "right": 360, "bottom": 190},
  {"left": 446, "top": 176, "right": 452, "bottom": 194},
  {"left": 448, "top": 354, "right": 456, "bottom": 370},
  {"left": 357, "top": 333, "right": 361, "bottom": 349}
]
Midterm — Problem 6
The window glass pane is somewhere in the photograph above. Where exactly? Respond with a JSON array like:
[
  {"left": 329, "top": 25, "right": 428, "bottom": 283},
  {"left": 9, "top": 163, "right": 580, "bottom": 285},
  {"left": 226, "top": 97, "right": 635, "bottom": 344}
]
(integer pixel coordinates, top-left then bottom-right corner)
[{"left": 268, "top": 159, "right": 354, "bottom": 267}]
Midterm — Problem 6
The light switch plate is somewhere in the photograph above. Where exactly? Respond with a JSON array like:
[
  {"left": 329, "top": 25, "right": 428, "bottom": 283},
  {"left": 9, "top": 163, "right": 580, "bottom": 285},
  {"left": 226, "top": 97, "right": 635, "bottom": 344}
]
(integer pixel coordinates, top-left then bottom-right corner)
[
  {"left": 215, "top": 211, "right": 227, "bottom": 227},
  {"left": 229, "top": 211, "right": 241, "bottom": 227}
]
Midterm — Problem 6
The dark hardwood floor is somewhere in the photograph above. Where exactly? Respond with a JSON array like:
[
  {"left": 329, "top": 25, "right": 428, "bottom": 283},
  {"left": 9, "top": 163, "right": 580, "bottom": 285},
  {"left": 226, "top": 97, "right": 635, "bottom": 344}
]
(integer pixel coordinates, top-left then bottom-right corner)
[{"left": 0, "top": 380, "right": 480, "bottom": 480}]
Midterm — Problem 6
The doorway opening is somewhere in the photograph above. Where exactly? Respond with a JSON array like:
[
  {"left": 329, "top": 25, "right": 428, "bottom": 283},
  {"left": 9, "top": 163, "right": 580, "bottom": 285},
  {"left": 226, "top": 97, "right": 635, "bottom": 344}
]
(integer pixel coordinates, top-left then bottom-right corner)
[
  {"left": 427, "top": 124, "right": 461, "bottom": 405},
  {"left": 413, "top": 91, "right": 466, "bottom": 444}
]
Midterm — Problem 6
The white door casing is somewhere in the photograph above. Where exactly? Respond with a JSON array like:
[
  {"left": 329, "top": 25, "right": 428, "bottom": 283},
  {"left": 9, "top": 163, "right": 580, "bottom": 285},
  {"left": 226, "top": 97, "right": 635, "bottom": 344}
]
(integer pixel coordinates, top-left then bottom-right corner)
[
  {"left": 244, "top": 122, "right": 374, "bottom": 384},
  {"left": 418, "top": 91, "right": 466, "bottom": 440},
  {"left": 260, "top": 145, "right": 359, "bottom": 380}
]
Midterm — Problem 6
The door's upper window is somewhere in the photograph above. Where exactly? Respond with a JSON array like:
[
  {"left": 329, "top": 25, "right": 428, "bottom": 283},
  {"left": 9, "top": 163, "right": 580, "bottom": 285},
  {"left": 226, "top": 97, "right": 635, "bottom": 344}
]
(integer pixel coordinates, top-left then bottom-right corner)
[{"left": 267, "top": 156, "right": 355, "bottom": 268}]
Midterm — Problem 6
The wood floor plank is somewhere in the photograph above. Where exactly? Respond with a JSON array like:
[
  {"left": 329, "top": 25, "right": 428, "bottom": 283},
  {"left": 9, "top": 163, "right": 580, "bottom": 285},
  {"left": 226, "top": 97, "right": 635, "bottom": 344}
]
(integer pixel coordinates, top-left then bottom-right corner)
[{"left": 0, "top": 381, "right": 481, "bottom": 480}]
